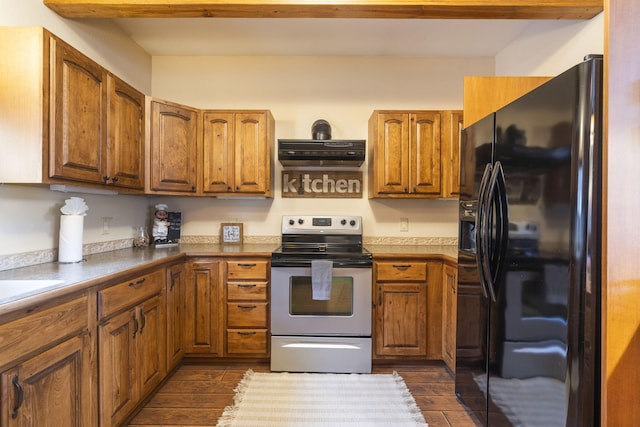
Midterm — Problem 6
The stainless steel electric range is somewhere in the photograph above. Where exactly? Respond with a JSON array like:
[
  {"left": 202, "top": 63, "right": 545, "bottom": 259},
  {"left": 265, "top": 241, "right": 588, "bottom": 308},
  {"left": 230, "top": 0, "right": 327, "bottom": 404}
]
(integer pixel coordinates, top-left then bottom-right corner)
[{"left": 270, "top": 215, "right": 373, "bottom": 374}]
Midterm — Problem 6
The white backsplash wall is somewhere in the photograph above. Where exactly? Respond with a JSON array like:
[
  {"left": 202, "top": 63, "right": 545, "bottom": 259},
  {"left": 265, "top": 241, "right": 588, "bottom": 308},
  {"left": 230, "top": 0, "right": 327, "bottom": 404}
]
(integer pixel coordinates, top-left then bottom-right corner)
[{"left": 0, "top": 184, "right": 149, "bottom": 257}]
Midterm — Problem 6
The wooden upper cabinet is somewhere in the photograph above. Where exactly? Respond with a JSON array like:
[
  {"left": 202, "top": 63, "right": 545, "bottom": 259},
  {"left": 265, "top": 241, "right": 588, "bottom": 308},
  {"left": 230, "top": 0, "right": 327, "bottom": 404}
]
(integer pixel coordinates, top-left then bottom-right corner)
[
  {"left": 441, "top": 110, "right": 463, "bottom": 198},
  {"left": 411, "top": 112, "right": 441, "bottom": 195},
  {"left": 202, "top": 110, "right": 273, "bottom": 197},
  {"left": 107, "top": 75, "right": 145, "bottom": 190},
  {"left": 149, "top": 100, "right": 199, "bottom": 193},
  {"left": 49, "top": 36, "right": 107, "bottom": 185},
  {"left": 369, "top": 110, "right": 451, "bottom": 198},
  {"left": 463, "top": 76, "right": 551, "bottom": 127},
  {"left": 0, "top": 27, "right": 145, "bottom": 192},
  {"left": 369, "top": 112, "right": 410, "bottom": 195},
  {"left": 203, "top": 112, "right": 234, "bottom": 193}
]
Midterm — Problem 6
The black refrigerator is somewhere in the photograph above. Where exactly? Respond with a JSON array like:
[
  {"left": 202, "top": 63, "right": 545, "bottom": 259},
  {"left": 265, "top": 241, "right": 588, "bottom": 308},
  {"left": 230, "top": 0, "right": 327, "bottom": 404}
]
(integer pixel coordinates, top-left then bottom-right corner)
[{"left": 455, "top": 55, "right": 602, "bottom": 427}]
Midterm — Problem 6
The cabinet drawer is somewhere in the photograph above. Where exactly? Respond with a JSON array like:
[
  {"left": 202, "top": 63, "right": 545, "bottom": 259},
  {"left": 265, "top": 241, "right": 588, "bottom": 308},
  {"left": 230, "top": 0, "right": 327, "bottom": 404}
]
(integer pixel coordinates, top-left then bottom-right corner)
[
  {"left": 376, "top": 261, "right": 428, "bottom": 281},
  {"left": 226, "top": 329, "right": 268, "bottom": 355},
  {"left": 458, "top": 265, "right": 479, "bottom": 284},
  {"left": 227, "top": 260, "right": 268, "bottom": 280},
  {"left": 227, "top": 281, "right": 268, "bottom": 301},
  {"left": 98, "top": 270, "right": 164, "bottom": 319},
  {"left": 227, "top": 303, "right": 268, "bottom": 328},
  {"left": 0, "top": 295, "right": 88, "bottom": 369}
]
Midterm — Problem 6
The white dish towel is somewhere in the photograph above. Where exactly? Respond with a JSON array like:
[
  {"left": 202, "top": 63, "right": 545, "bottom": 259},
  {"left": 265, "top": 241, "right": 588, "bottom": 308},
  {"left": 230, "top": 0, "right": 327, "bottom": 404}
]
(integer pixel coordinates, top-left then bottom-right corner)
[{"left": 311, "top": 259, "right": 333, "bottom": 300}]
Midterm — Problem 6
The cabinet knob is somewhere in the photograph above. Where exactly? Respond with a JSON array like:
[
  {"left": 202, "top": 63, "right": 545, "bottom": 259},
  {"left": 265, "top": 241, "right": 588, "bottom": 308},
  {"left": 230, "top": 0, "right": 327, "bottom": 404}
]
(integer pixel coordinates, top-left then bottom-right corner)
[
  {"left": 103, "top": 176, "right": 110, "bottom": 182},
  {"left": 112, "top": 176, "right": 119, "bottom": 183}
]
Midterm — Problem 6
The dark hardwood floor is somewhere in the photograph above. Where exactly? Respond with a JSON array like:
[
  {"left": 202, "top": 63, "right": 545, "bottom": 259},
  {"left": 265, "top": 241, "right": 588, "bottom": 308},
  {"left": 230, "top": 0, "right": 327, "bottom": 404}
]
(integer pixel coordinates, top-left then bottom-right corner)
[{"left": 127, "top": 362, "right": 481, "bottom": 427}]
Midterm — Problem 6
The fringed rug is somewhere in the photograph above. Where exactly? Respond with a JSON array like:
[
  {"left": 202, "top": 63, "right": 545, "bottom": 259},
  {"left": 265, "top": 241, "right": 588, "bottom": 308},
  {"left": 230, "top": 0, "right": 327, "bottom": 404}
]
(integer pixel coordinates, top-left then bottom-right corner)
[{"left": 217, "top": 369, "right": 428, "bottom": 427}]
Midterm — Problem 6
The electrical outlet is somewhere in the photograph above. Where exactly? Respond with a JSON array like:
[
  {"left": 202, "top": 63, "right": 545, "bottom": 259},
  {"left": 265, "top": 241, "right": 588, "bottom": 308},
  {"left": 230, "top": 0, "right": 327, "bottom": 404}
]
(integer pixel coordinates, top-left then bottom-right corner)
[
  {"left": 102, "top": 217, "right": 112, "bottom": 235},
  {"left": 400, "top": 217, "right": 409, "bottom": 232}
]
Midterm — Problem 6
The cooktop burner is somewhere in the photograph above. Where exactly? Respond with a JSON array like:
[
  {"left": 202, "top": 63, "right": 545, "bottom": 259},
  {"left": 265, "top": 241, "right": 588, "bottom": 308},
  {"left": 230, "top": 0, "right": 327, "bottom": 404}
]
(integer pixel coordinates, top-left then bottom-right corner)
[{"left": 271, "top": 215, "right": 372, "bottom": 268}]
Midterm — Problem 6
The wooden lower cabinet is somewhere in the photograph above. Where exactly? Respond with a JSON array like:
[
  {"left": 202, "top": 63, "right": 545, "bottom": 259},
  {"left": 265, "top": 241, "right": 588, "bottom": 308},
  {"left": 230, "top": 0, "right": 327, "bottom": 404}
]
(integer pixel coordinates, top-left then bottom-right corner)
[
  {"left": 0, "top": 333, "right": 94, "bottom": 427},
  {"left": 184, "top": 257, "right": 270, "bottom": 358},
  {"left": 442, "top": 262, "right": 458, "bottom": 371},
  {"left": 0, "top": 293, "right": 94, "bottom": 427},
  {"left": 373, "top": 258, "right": 444, "bottom": 361},
  {"left": 375, "top": 281, "right": 428, "bottom": 357},
  {"left": 97, "top": 270, "right": 166, "bottom": 427},
  {"left": 224, "top": 259, "right": 270, "bottom": 357},
  {"left": 185, "top": 259, "right": 222, "bottom": 355},
  {"left": 166, "top": 263, "right": 185, "bottom": 371}
]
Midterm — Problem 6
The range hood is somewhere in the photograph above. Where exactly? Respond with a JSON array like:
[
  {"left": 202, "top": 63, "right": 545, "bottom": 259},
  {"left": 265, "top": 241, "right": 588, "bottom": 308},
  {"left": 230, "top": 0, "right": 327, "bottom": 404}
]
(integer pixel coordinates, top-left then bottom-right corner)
[
  {"left": 278, "top": 139, "right": 366, "bottom": 167},
  {"left": 278, "top": 119, "right": 366, "bottom": 167}
]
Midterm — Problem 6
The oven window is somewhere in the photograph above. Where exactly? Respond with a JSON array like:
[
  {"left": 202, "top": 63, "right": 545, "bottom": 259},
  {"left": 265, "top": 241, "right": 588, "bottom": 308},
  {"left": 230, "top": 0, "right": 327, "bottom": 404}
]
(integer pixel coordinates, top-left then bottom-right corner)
[{"left": 289, "top": 276, "right": 353, "bottom": 316}]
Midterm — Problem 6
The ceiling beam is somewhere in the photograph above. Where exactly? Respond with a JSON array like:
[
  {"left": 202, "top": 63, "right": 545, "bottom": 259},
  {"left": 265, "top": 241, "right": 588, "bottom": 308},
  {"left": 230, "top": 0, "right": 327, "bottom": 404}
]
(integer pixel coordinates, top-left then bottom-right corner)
[{"left": 42, "top": 0, "right": 603, "bottom": 19}]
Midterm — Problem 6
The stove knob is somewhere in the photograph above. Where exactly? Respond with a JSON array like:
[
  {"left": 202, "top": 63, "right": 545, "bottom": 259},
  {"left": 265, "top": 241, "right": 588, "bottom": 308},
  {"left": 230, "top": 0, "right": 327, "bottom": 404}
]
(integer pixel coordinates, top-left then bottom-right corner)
[
  {"left": 341, "top": 219, "right": 347, "bottom": 226},
  {"left": 350, "top": 220, "right": 356, "bottom": 227},
  {"left": 298, "top": 218, "right": 304, "bottom": 225},
  {"left": 288, "top": 219, "right": 295, "bottom": 225}
]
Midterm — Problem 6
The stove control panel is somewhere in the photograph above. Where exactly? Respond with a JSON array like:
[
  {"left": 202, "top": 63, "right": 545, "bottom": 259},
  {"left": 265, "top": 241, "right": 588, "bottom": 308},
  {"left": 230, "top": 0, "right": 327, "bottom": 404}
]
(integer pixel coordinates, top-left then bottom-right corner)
[{"left": 282, "top": 215, "right": 362, "bottom": 235}]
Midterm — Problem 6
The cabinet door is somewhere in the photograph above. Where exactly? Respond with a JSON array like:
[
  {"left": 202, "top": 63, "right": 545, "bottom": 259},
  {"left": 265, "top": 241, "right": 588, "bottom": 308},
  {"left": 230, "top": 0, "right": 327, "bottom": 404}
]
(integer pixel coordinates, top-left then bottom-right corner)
[
  {"left": 375, "top": 282, "right": 428, "bottom": 357},
  {"left": 166, "top": 264, "right": 185, "bottom": 371},
  {"left": 98, "top": 308, "right": 138, "bottom": 427},
  {"left": 370, "top": 112, "right": 410, "bottom": 195},
  {"left": 50, "top": 36, "right": 107, "bottom": 184},
  {"left": 234, "top": 112, "right": 270, "bottom": 194},
  {"left": 410, "top": 111, "right": 441, "bottom": 195},
  {"left": 202, "top": 112, "right": 234, "bottom": 193},
  {"left": 149, "top": 100, "right": 199, "bottom": 193},
  {"left": 441, "top": 111, "right": 463, "bottom": 198},
  {"left": 442, "top": 263, "right": 458, "bottom": 371},
  {"left": 106, "top": 74, "right": 145, "bottom": 190},
  {"left": 185, "top": 260, "right": 221, "bottom": 354},
  {"left": 137, "top": 295, "right": 165, "bottom": 398},
  {"left": 456, "top": 283, "right": 485, "bottom": 361},
  {"left": 1, "top": 334, "right": 93, "bottom": 427}
]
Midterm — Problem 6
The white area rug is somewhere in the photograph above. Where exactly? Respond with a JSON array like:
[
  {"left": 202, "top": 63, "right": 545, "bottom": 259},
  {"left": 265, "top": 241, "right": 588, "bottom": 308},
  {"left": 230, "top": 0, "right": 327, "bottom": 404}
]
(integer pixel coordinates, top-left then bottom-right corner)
[{"left": 217, "top": 370, "right": 428, "bottom": 427}]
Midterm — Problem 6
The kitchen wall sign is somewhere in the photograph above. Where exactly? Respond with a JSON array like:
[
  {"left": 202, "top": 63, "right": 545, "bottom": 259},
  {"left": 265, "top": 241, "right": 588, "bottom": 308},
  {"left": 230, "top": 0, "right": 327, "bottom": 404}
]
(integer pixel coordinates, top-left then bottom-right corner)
[{"left": 281, "top": 171, "right": 363, "bottom": 198}]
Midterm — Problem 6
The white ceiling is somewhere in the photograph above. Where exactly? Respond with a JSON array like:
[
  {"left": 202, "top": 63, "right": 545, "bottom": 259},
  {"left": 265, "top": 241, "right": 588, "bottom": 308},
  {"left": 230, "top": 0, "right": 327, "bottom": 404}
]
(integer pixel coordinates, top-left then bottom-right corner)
[{"left": 114, "top": 18, "right": 537, "bottom": 57}]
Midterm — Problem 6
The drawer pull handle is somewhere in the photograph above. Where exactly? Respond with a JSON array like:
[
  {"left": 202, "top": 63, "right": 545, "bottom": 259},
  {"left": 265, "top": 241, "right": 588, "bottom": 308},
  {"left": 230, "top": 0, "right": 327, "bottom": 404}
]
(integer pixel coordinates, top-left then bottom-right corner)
[
  {"left": 237, "top": 263, "right": 257, "bottom": 267},
  {"left": 392, "top": 264, "right": 411, "bottom": 270},
  {"left": 238, "top": 284, "right": 257, "bottom": 288},
  {"left": 238, "top": 331, "right": 257, "bottom": 336},
  {"left": 238, "top": 305, "right": 257, "bottom": 309},
  {"left": 11, "top": 375, "right": 23, "bottom": 419},
  {"left": 129, "top": 278, "right": 146, "bottom": 287}
]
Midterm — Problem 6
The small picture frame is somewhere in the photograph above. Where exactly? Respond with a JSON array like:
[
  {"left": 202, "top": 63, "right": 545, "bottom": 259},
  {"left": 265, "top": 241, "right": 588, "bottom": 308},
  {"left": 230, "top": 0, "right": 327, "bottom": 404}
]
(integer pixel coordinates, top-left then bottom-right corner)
[{"left": 220, "top": 222, "right": 243, "bottom": 245}]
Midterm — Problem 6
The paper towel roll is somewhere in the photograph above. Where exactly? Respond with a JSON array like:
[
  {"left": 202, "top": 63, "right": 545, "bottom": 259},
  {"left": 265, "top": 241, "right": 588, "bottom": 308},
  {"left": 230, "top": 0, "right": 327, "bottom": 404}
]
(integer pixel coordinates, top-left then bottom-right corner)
[{"left": 59, "top": 215, "right": 84, "bottom": 263}]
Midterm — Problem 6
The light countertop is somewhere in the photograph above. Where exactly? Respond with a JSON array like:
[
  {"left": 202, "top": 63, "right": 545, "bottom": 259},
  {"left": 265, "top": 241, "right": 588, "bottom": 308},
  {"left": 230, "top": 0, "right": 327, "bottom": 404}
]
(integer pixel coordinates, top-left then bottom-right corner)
[{"left": 0, "top": 243, "right": 455, "bottom": 314}]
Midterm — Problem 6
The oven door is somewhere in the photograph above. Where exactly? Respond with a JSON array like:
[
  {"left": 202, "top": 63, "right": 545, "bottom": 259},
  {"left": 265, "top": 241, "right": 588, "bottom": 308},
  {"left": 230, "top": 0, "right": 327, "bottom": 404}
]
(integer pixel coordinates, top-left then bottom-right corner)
[{"left": 271, "top": 266, "right": 372, "bottom": 336}]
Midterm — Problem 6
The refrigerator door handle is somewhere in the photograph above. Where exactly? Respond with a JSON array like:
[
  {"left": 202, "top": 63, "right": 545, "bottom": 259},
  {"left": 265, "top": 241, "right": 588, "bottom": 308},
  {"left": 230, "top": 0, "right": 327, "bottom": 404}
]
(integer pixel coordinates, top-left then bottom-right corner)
[
  {"left": 475, "top": 163, "right": 493, "bottom": 299},
  {"left": 479, "top": 163, "right": 498, "bottom": 303},
  {"left": 485, "top": 161, "right": 510, "bottom": 302}
]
